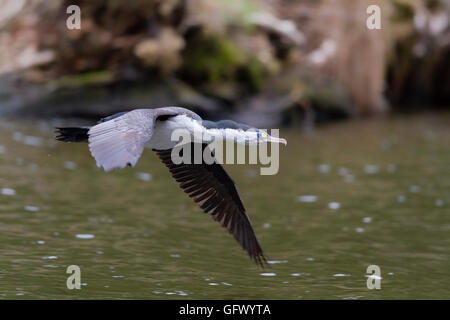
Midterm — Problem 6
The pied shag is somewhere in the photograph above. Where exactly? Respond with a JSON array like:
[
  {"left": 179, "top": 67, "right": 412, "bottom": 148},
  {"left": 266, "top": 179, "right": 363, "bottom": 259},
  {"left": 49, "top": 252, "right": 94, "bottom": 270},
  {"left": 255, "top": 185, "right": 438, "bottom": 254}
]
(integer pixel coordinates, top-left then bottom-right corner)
[{"left": 55, "top": 107, "right": 287, "bottom": 266}]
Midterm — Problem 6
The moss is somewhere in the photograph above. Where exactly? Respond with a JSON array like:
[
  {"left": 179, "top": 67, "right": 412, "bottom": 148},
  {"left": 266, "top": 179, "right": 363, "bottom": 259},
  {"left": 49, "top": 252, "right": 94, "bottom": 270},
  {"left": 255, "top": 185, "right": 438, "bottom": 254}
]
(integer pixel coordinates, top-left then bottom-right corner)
[
  {"left": 238, "top": 57, "right": 266, "bottom": 91},
  {"left": 216, "top": 0, "right": 262, "bottom": 30},
  {"left": 304, "top": 80, "right": 352, "bottom": 115},
  {"left": 181, "top": 33, "right": 245, "bottom": 84},
  {"left": 48, "top": 70, "right": 115, "bottom": 89},
  {"left": 391, "top": 1, "right": 415, "bottom": 23}
]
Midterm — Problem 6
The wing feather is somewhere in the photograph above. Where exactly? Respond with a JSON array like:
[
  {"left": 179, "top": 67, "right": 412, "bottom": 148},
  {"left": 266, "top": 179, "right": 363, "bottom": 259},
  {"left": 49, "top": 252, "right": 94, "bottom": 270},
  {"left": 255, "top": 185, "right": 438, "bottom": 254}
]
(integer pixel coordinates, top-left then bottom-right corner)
[
  {"left": 154, "top": 144, "right": 266, "bottom": 266},
  {"left": 88, "top": 107, "right": 201, "bottom": 172}
]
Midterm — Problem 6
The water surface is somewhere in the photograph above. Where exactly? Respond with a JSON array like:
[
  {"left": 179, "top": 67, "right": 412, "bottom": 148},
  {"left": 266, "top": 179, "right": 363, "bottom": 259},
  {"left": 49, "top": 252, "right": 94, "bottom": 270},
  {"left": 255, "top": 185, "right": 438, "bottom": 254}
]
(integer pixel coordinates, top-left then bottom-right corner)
[{"left": 0, "top": 113, "right": 449, "bottom": 299}]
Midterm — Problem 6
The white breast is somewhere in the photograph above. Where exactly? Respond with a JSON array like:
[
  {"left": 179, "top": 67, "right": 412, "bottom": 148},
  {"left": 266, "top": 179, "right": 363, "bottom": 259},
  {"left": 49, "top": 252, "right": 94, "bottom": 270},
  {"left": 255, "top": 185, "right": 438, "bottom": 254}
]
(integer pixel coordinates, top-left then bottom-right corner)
[{"left": 145, "top": 115, "right": 205, "bottom": 150}]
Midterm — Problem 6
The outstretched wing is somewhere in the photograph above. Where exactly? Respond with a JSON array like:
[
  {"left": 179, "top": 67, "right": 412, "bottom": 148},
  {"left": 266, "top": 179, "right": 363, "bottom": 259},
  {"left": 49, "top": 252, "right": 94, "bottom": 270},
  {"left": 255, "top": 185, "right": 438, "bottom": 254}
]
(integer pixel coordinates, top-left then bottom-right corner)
[
  {"left": 88, "top": 107, "right": 202, "bottom": 172},
  {"left": 154, "top": 144, "right": 266, "bottom": 266},
  {"left": 88, "top": 109, "right": 155, "bottom": 172}
]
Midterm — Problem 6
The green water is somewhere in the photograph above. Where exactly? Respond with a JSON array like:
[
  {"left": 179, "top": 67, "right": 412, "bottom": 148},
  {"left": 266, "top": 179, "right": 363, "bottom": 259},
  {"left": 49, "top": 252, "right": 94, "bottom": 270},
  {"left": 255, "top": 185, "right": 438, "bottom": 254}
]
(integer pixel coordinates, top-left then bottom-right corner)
[{"left": 0, "top": 113, "right": 449, "bottom": 299}]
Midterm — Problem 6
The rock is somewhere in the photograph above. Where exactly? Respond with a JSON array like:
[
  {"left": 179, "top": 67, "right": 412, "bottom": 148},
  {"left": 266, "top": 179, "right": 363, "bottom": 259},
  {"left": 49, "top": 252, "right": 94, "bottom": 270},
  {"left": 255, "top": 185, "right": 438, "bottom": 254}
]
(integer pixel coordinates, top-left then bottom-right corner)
[{"left": 134, "top": 28, "right": 185, "bottom": 73}]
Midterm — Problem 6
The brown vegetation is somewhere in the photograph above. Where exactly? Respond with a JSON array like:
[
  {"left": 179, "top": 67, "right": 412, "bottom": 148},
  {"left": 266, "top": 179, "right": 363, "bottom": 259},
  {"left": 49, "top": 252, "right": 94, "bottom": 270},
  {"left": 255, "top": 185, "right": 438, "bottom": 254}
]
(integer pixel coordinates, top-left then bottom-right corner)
[{"left": 0, "top": 0, "right": 448, "bottom": 124}]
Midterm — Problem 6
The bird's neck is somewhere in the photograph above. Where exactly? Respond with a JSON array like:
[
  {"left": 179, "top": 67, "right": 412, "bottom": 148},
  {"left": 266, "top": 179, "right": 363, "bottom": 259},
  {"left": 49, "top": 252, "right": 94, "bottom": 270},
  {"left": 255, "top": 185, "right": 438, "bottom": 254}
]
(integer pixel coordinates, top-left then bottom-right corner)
[
  {"left": 202, "top": 128, "right": 256, "bottom": 145},
  {"left": 166, "top": 115, "right": 257, "bottom": 145}
]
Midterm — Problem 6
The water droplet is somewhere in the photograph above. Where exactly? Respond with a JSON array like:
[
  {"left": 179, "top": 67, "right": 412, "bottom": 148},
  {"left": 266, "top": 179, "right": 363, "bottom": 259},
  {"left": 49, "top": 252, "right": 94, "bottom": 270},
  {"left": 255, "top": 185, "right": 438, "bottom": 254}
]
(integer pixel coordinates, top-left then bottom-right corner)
[
  {"left": 409, "top": 185, "right": 420, "bottom": 193},
  {"left": 42, "top": 256, "right": 58, "bottom": 260},
  {"left": 1, "top": 188, "right": 16, "bottom": 196},
  {"left": 170, "top": 254, "right": 180, "bottom": 258},
  {"left": 362, "top": 217, "right": 372, "bottom": 223},
  {"left": 366, "top": 274, "right": 382, "bottom": 280},
  {"left": 136, "top": 172, "right": 152, "bottom": 181},
  {"left": 28, "top": 163, "right": 38, "bottom": 172},
  {"left": 333, "top": 274, "right": 350, "bottom": 277},
  {"left": 338, "top": 167, "right": 350, "bottom": 176},
  {"left": 355, "top": 227, "right": 365, "bottom": 233},
  {"left": 260, "top": 273, "right": 277, "bottom": 276},
  {"left": 23, "top": 136, "right": 43, "bottom": 147},
  {"left": 37, "top": 240, "right": 45, "bottom": 244},
  {"left": 208, "top": 283, "right": 219, "bottom": 286},
  {"left": 343, "top": 295, "right": 364, "bottom": 300},
  {"left": 397, "top": 195, "right": 406, "bottom": 203},
  {"left": 13, "top": 132, "right": 23, "bottom": 142},
  {"left": 344, "top": 174, "right": 355, "bottom": 183},
  {"left": 267, "top": 260, "right": 288, "bottom": 264},
  {"left": 88, "top": 217, "right": 113, "bottom": 224},
  {"left": 263, "top": 223, "right": 271, "bottom": 229},
  {"left": 24, "top": 205, "right": 40, "bottom": 212},
  {"left": 318, "top": 164, "right": 331, "bottom": 174},
  {"left": 435, "top": 199, "right": 444, "bottom": 207},
  {"left": 64, "top": 161, "right": 77, "bottom": 170},
  {"left": 75, "top": 234, "right": 95, "bottom": 239},
  {"left": 328, "top": 202, "right": 340, "bottom": 210},
  {"left": 306, "top": 257, "right": 315, "bottom": 261},
  {"left": 0, "top": 145, "right": 6, "bottom": 154},
  {"left": 296, "top": 195, "right": 318, "bottom": 203},
  {"left": 364, "top": 164, "right": 379, "bottom": 174},
  {"left": 176, "top": 290, "right": 189, "bottom": 296}
]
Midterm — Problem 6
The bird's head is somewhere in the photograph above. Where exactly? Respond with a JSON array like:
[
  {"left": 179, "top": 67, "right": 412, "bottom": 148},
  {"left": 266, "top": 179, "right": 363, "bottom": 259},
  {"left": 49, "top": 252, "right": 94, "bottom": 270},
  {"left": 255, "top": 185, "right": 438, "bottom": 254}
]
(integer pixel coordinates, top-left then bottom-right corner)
[{"left": 245, "top": 129, "right": 287, "bottom": 146}]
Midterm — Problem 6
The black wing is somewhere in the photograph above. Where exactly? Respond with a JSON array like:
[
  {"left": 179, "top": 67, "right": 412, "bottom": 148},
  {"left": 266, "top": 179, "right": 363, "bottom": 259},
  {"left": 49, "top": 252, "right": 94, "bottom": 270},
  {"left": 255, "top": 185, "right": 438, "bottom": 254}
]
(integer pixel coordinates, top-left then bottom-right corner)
[{"left": 154, "top": 144, "right": 266, "bottom": 266}]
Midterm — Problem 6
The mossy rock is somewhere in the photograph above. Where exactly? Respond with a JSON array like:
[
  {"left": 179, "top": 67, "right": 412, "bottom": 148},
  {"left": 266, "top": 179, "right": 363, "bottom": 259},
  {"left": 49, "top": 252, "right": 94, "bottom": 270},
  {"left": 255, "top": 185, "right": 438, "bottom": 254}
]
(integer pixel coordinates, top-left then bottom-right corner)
[
  {"left": 304, "top": 80, "right": 353, "bottom": 119},
  {"left": 181, "top": 32, "right": 245, "bottom": 84},
  {"left": 237, "top": 57, "right": 267, "bottom": 91},
  {"left": 391, "top": 1, "right": 415, "bottom": 23},
  {"left": 47, "top": 71, "right": 115, "bottom": 90}
]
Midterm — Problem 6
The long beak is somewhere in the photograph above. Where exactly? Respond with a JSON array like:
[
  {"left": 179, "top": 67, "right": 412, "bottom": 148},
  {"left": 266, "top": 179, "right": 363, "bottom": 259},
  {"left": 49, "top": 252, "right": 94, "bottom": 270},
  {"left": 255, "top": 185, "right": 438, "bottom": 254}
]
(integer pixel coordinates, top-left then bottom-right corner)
[{"left": 268, "top": 136, "right": 287, "bottom": 146}]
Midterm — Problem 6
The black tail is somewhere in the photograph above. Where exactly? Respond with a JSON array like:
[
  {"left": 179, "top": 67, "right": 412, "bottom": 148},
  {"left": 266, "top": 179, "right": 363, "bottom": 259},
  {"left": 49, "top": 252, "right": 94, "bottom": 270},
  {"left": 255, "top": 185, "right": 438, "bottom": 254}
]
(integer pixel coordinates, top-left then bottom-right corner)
[{"left": 55, "top": 127, "right": 90, "bottom": 142}]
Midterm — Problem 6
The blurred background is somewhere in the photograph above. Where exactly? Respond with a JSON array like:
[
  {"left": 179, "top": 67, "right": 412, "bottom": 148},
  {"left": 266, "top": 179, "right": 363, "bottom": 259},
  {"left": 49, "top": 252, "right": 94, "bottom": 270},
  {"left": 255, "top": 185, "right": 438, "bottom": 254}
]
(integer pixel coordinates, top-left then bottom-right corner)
[
  {"left": 0, "top": 0, "right": 448, "bottom": 125},
  {"left": 0, "top": 0, "right": 449, "bottom": 300}
]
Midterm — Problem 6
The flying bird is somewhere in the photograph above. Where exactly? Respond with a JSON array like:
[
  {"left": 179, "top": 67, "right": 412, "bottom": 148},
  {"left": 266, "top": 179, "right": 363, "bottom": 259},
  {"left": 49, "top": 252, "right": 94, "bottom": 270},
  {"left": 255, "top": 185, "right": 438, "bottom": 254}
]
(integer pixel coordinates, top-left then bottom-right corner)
[{"left": 55, "top": 107, "right": 287, "bottom": 266}]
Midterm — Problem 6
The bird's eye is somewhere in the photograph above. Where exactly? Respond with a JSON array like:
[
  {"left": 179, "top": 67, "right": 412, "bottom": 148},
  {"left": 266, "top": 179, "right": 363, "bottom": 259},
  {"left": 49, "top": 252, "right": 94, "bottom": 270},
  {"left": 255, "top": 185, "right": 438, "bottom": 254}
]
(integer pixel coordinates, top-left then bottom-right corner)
[{"left": 257, "top": 132, "right": 267, "bottom": 139}]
